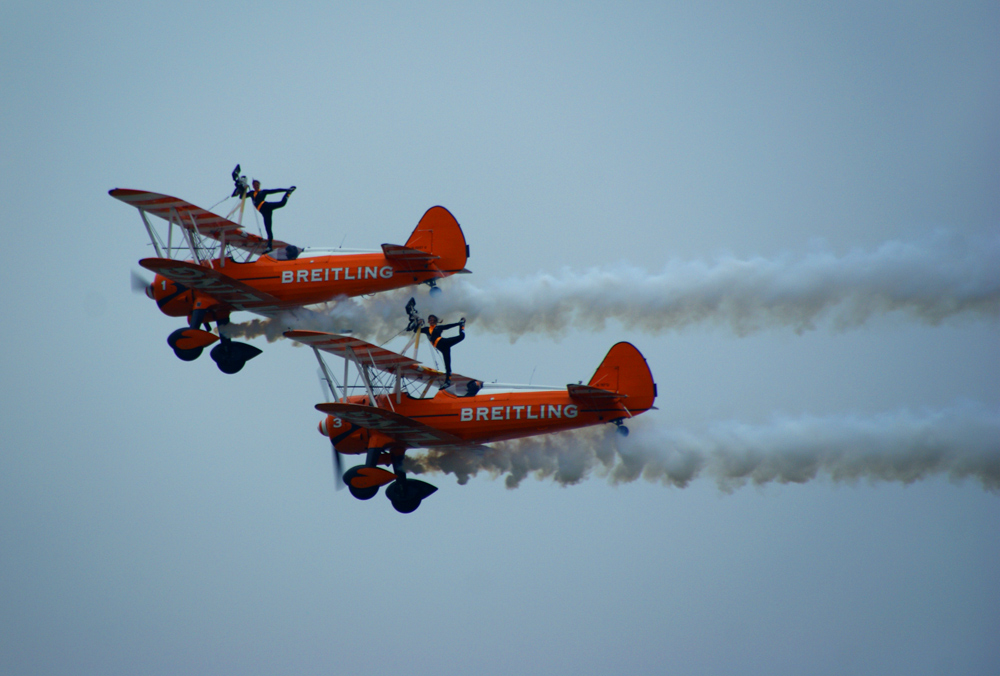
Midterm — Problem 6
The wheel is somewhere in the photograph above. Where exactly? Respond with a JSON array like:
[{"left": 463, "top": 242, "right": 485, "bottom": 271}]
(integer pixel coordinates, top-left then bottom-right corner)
[
  {"left": 385, "top": 478, "right": 436, "bottom": 512},
  {"left": 348, "top": 483, "right": 379, "bottom": 500},
  {"left": 429, "top": 286, "right": 442, "bottom": 296},
  {"left": 173, "top": 346, "right": 203, "bottom": 361},
  {"left": 211, "top": 341, "right": 260, "bottom": 374},
  {"left": 390, "top": 497, "right": 421, "bottom": 513},
  {"left": 215, "top": 358, "right": 245, "bottom": 374},
  {"left": 616, "top": 424, "right": 629, "bottom": 437},
  {"left": 210, "top": 343, "right": 244, "bottom": 373},
  {"left": 343, "top": 465, "right": 381, "bottom": 500}
]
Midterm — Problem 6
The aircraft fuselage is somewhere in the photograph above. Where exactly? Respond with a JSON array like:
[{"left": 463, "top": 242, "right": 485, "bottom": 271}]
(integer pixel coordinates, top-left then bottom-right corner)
[
  {"left": 146, "top": 252, "right": 456, "bottom": 319},
  {"left": 321, "top": 389, "right": 640, "bottom": 456}
]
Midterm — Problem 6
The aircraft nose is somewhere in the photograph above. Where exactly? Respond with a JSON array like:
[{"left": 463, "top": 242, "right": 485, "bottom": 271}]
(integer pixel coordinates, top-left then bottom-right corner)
[{"left": 145, "top": 284, "right": 155, "bottom": 300}]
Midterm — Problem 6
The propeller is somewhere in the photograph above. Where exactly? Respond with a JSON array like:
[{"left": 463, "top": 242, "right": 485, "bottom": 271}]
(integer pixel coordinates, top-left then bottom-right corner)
[
  {"left": 331, "top": 441, "right": 345, "bottom": 491},
  {"left": 317, "top": 367, "right": 346, "bottom": 490},
  {"left": 131, "top": 270, "right": 152, "bottom": 296}
]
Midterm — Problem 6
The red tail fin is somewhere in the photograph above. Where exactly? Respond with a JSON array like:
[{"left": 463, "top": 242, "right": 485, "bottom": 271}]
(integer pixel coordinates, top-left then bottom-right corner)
[
  {"left": 404, "top": 206, "right": 469, "bottom": 273},
  {"left": 588, "top": 343, "right": 657, "bottom": 413}
]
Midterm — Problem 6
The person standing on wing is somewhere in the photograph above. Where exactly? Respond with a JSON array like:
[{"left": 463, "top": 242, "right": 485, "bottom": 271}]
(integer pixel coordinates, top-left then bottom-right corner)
[
  {"left": 421, "top": 314, "right": 466, "bottom": 388},
  {"left": 249, "top": 179, "right": 295, "bottom": 252}
]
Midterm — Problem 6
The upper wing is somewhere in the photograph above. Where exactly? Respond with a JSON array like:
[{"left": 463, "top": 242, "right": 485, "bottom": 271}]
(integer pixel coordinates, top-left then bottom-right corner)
[
  {"left": 315, "top": 402, "right": 463, "bottom": 448},
  {"left": 111, "top": 188, "right": 293, "bottom": 252},
  {"left": 287, "top": 330, "right": 421, "bottom": 371},
  {"left": 139, "top": 257, "right": 283, "bottom": 313},
  {"left": 285, "top": 330, "right": 481, "bottom": 391}
]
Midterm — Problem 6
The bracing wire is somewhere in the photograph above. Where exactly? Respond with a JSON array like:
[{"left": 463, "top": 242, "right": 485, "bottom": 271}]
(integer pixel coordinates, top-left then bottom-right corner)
[{"left": 206, "top": 195, "right": 230, "bottom": 212}]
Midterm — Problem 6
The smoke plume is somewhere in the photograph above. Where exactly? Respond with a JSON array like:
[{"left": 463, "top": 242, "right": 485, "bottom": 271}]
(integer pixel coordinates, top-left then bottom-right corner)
[
  {"left": 223, "top": 232, "right": 1000, "bottom": 343},
  {"left": 405, "top": 404, "right": 1000, "bottom": 492}
]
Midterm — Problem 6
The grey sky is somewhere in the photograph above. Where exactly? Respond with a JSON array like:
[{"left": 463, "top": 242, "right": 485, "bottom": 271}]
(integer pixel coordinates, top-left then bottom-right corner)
[{"left": 1, "top": 2, "right": 998, "bottom": 675}]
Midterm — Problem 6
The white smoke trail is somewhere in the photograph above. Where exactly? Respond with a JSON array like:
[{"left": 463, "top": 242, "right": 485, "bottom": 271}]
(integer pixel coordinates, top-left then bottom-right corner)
[
  {"left": 223, "top": 231, "right": 1000, "bottom": 343},
  {"left": 405, "top": 404, "right": 1000, "bottom": 492}
]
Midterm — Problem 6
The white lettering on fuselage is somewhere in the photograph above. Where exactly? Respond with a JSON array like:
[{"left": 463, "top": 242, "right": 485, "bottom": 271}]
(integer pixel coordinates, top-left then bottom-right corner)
[
  {"left": 461, "top": 404, "right": 578, "bottom": 422},
  {"left": 280, "top": 265, "right": 394, "bottom": 283}
]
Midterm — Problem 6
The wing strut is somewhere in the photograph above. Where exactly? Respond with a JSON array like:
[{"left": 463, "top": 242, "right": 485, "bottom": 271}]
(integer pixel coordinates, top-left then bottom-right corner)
[
  {"left": 364, "top": 347, "right": 395, "bottom": 412},
  {"left": 138, "top": 209, "right": 164, "bottom": 258},
  {"left": 312, "top": 347, "right": 343, "bottom": 401},
  {"left": 173, "top": 207, "right": 201, "bottom": 264},
  {"left": 188, "top": 213, "right": 212, "bottom": 263},
  {"left": 345, "top": 345, "right": 378, "bottom": 405}
]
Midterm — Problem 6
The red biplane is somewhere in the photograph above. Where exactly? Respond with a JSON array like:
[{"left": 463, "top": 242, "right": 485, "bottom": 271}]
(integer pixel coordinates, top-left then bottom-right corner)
[
  {"left": 112, "top": 189, "right": 470, "bottom": 373},
  {"left": 286, "top": 330, "right": 657, "bottom": 513}
]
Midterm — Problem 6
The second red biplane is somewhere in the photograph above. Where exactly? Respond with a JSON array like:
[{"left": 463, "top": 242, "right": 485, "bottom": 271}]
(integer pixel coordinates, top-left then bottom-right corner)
[
  {"left": 113, "top": 188, "right": 470, "bottom": 373},
  {"left": 286, "top": 329, "right": 657, "bottom": 513}
]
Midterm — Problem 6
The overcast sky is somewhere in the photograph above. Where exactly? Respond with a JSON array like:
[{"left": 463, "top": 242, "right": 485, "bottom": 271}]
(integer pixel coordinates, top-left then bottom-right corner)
[{"left": 2, "top": 2, "right": 998, "bottom": 675}]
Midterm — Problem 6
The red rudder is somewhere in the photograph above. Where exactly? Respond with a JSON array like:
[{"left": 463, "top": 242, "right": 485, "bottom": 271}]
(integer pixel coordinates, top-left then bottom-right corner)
[
  {"left": 405, "top": 206, "right": 469, "bottom": 273},
  {"left": 588, "top": 342, "right": 657, "bottom": 413}
]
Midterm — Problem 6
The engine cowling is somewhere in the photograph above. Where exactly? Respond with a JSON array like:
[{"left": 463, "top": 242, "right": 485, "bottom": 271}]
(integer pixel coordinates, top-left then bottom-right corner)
[
  {"left": 319, "top": 415, "right": 368, "bottom": 454},
  {"left": 148, "top": 274, "right": 196, "bottom": 317}
]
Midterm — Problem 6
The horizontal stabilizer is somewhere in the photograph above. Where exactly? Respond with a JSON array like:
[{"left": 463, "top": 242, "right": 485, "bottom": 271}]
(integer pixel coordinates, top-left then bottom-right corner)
[
  {"left": 316, "top": 402, "right": 463, "bottom": 449},
  {"left": 381, "top": 243, "right": 440, "bottom": 264},
  {"left": 567, "top": 384, "right": 625, "bottom": 402}
]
